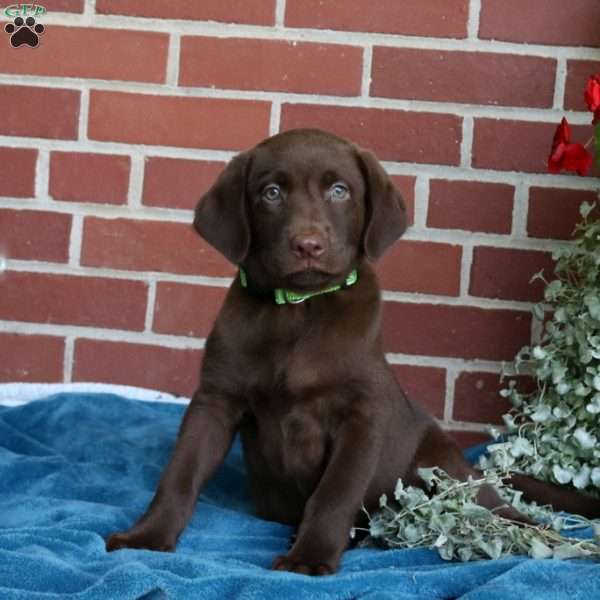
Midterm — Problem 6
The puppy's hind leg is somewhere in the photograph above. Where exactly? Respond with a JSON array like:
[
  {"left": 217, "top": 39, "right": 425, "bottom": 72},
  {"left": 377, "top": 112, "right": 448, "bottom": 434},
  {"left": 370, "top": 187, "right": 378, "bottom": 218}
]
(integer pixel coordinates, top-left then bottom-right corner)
[{"left": 508, "top": 473, "right": 600, "bottom": 519}]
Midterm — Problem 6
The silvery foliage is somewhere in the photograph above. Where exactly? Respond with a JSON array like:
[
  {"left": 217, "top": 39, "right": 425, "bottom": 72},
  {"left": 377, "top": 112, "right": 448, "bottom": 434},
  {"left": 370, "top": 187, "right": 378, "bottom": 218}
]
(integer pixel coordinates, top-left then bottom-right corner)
[
  {"left": 365, "top": 202, "right": 600, "bottom": 561},
  {"left": 363, "top": 467, "right": 600, "bottom": 562},
  {"left": 481, "top": 200, "right": 600, "bottom": 493}
]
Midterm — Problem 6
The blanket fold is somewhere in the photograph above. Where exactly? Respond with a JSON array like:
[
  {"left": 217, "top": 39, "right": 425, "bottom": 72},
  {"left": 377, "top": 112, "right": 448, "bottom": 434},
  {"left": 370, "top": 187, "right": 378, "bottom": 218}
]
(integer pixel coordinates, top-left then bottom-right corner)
[{"left": 0, "top": 393, "right": 598, "bottom": 599}]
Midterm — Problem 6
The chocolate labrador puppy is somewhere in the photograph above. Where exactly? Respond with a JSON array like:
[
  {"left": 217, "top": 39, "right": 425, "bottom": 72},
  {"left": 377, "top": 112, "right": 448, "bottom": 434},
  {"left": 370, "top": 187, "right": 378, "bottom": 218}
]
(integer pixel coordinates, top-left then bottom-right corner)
[{"left": 106, "top": 129, "right": 599, "bottom": 574}]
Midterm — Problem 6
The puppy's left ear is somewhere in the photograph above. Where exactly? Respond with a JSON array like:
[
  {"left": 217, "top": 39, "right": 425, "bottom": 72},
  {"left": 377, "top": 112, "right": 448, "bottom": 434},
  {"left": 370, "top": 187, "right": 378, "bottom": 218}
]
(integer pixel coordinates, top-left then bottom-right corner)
[
  {"left": 193, "top": 152, "right": 250, "bottom": 265},
  {"left": 356, "top": 148, "right": 407, "bottom": 261}
]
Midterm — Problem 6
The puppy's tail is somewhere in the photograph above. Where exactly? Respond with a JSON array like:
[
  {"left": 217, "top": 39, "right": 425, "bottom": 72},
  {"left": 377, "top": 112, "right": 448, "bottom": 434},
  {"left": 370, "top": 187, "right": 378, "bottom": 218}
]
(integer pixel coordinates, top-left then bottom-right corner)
[{"left": 508, "top": 473, "right": 600, "bottom": 519}]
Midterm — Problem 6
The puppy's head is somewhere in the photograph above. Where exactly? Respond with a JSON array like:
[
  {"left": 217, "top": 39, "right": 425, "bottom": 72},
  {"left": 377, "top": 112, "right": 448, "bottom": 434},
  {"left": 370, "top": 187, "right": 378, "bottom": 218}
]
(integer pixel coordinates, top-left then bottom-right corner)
[{"left": 194, "top": 129, "right": 407, "bottom": 291}]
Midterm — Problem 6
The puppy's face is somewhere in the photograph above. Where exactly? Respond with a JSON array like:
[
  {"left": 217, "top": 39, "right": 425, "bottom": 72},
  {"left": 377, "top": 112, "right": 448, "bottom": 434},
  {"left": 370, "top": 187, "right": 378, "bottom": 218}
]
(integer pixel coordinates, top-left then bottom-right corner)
[
  {"left": 245, "top": 130, "right": 366, "bottom": 291},
  {"left": 194, "top": 129, "right": 407, "bottom": 292}
]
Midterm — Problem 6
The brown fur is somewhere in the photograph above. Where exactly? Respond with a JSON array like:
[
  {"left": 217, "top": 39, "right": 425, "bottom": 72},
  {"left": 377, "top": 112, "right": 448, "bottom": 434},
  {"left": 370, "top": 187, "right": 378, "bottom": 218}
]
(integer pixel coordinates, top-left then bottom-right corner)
[{"left": 106, "top": 129, "right": 599, "bottom": 575}]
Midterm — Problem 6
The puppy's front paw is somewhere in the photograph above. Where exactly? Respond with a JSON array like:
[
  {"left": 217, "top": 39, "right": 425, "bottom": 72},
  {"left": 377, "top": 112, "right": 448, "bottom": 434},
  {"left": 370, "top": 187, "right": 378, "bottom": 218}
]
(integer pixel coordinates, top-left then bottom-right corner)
[
  {"left": 105, "top": 528, "right": 176, "bottom": 553},
  {"left": 272, "top": 553, "right": 335, "bottom": 576}
]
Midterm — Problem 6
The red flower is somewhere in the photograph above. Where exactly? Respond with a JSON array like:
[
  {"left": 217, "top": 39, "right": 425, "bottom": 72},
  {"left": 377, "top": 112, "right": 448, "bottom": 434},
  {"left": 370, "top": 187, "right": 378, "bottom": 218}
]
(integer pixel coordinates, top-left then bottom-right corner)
[
  {"left": 548, "top": 118, "right": 593, "bottom": 176},
  {"left": 584, "top": 74, "right": 600, "bottom": 124}
]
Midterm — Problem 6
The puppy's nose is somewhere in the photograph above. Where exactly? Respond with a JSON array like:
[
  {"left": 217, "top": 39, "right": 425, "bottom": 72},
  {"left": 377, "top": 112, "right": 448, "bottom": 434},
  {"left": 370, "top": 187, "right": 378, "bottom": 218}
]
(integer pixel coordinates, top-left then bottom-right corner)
[{"left": 291, "top": 234, "right": 326, "bottom": 259}]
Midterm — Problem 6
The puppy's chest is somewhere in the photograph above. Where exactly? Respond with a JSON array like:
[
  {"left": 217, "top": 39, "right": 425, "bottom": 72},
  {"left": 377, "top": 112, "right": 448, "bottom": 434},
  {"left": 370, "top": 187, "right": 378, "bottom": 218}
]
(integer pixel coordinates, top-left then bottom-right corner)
[
  {"left": 241, "top": 352, "right": 335, "bottom": 480},
  {"left": 225, "top": 309, "right": 344, "bottom": 478}
]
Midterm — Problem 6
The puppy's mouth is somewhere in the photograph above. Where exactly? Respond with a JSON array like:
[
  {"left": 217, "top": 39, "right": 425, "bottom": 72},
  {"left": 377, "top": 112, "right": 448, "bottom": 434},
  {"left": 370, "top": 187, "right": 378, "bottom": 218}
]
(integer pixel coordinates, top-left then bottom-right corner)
[{"left": 282, "top": 262, "right": 340, "bottom": 290}]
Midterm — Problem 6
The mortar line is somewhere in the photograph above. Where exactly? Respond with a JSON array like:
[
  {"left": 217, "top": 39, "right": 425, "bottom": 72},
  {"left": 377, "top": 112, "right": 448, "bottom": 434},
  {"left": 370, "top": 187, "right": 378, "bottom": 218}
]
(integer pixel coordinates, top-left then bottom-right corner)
[
  {"left": 361, "top": 46, "right": 373, "bottom": 98},
  {"left": 63, "top": 336, "right": 75, "bottom": 382},
  {"left": 166, "top": 33, "right": 181, "bottom": 86},
  {"left": 144, "top": 279, "right": 157, "bottom": 332},
  {"left": 460, "top": 116, "right": 474, "bottom": 169},
  {"left": 412, "top": 176, "right": 429, "bottom": 229},
  {"left": 68, "top": 214, "right": 84, "bottom": 266},
  {"left": 553, "top": 56, "right": 568, "bottom": 110},
  {"left": 440, "top": 420, "right": 492, "bottom": 433},
  {"left": 443, "top": 367, "right": 459, "bottom": 421},
  {"left": 511, "top": 181, "right": 530, "bottom": 238},
  {"left": 78, "top": 87, "right": 89, "bottom": 141},
  {"left": 274, "top": 0, "right": 286, "bottom": 27},
  {"left": 127, "top": 154, "right": 145, "bottom": 208},
  {"left": 34, "top": 149, "right": 50, "bottom": 202},
  {"left": 467, "top": 0, "right": 482, "bottom": 40},
  {"left": 83, "top": 0, "right": 96, "bottom": 20},
  {"left": 269, "top": 100, "right": 282, "bottom": 136},
  {"left": 459, "top": 243, "right": 474, "bottom": 298}
]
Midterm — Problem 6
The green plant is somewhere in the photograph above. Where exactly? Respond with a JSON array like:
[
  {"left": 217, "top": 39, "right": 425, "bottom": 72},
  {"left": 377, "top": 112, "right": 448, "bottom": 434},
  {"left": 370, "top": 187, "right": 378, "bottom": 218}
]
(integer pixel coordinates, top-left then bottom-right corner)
[
  {"left": 361, "top": 467, "right": 600, "bottom": 562},
  {"left": 365, "top": 201, "right": 600, "bottom": 562},
  {"left": 481, "top": 199, "right": 600, "bottom": 492}
]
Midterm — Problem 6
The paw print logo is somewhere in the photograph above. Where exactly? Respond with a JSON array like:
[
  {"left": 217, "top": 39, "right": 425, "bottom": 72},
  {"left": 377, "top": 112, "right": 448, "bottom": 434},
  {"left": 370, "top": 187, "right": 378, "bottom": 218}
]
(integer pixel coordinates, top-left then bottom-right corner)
[{"left": 4, "top": 16, "right": 45, "bottom": 48}]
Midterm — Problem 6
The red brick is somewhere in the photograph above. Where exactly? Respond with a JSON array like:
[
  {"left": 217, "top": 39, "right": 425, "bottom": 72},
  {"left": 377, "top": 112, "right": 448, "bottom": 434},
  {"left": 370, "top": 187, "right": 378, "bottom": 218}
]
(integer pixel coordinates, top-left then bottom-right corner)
[
  {"left": 0, "top": 27, "right": 168, "bottom": 83},
  {"left": 376, "top": 240, "right": 462, "bottom": 296},
  {"left": 0, "top": 85, "right": 79, "bottom": 140},
  {"left": 382, "top": 302, "right": 531, "bottom": 361},
  {"left": 470, "top": 246, "right": 554, "bottom": 302},
  {"left": 565, "top": 60, "right": 600, "bottom": 111},
  {"left": 479, "top": 0, "right": 600, "bottom": 47},
  {"left": 453, "top": 371, "right": 535, "bottom": 424},
  {"left": 281, "top": 104, "right": 462, "bottom": 164},
  {"left": 391, "top": 176, "right": 416, "bottom": 227},
  {"left": 96, "top": 0, "right": 275, "bottom": 25},
  {"left": 153, "top": 283, "right": 227, "bottom": 337},
  {"left": 41, "top": 0, "right": 83, "bottom": 11},
  {"left": 81, "top": 217, "right": 235, "bottom": 278},
  {"left": 446, "top": 430, "right": 492, "bottom": 450},
  {"left": 49, "top": 152, "right": 130, "bottom": 205},
  {"left": 0, "top": 209, "right": 71, "bottom": 262},
  {"left": 527, "top": 187, "right": 599, "bottom": 240},
  {"left": 0, "top": 333, "right": 64, "bottom": 383},
  {"left": 285, "top": 0, "right": 468, "bottom": 38},
  {"left": 472, "top": 118, "right": 595, "bottom": 175},
  {"left": 73, "top": 339, "right": 202, "bottom": 398},
  {"left": 427, "top": 180, "right": 514, "bottom": 234},
  {"left": 0, "top": 272, "right": 147, "bottom": 330},
  {"left": 88, "top": 91, "right": 270, "bottom": 150},
  {"left": 391, "top": 364, "right": 446, "bottom": 418},
  {"left": 180, "top": 37, "right": 362, "bottom": 96},
  {"left": 0, "top": 148, "right": 37, "bottom": 197},
  {"left": 372, "top": 48, "right": 555, "bottom": 108},
  {"left": 143, "top": 158, "right": 225, "bottom": 210},
  {"left": 453, "top": 372, "right": 511, "bottom": 424}
]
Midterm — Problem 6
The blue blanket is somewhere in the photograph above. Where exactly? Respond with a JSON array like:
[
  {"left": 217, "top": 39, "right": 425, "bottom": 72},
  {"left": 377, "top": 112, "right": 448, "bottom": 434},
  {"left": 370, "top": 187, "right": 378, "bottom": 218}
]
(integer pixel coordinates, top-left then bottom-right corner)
[{"left": 0, "top": 393, "right": 598, "bottom": 599}]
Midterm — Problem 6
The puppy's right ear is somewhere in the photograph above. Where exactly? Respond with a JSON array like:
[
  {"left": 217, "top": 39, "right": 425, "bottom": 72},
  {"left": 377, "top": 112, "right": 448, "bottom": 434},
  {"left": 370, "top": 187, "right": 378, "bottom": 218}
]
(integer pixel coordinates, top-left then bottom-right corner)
[{"left": 193, "top": 152, "right": 250, "bottom": 265}]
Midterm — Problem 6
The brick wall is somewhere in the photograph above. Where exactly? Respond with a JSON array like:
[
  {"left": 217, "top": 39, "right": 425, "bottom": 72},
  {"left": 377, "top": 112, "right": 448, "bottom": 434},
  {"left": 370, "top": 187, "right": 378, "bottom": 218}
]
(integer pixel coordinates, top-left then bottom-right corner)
[{"left": 0, "top": 0, "right": 599, "bottom": 445}]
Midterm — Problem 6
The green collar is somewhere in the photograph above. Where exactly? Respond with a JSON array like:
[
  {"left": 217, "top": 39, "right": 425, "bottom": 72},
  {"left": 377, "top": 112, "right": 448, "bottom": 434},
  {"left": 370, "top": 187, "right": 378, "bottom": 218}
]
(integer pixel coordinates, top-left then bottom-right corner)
[{"left": 239, "top": 268, "right": 358, "bottom": 305}]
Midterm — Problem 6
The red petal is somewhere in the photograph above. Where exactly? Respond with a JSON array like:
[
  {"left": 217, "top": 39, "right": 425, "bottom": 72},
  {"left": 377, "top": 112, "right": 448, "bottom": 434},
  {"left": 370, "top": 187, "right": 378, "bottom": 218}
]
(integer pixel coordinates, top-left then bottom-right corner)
[
  {"left": 584, "top": 74, "right": 600, "bottom": 113},
  {"left": 548, "top": 142, "right": 566, "bottom": 173},
  {"left": 561, "top": 143, "right": 593, "bottom": 176},
  {"left": 551, "top": 118, "right": 571, "bottom": 152}
]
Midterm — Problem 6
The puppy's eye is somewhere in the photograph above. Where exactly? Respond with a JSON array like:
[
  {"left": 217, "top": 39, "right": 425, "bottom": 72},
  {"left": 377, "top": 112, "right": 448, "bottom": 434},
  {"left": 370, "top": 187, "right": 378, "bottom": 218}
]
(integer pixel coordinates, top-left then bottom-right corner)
[
  {"left": 261, "top": 184, "right": 282, "bottom": 203},
  {"left": 328, "top": 183, "right": 350, "bottom": 202}
]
